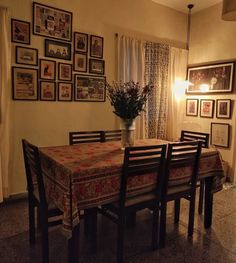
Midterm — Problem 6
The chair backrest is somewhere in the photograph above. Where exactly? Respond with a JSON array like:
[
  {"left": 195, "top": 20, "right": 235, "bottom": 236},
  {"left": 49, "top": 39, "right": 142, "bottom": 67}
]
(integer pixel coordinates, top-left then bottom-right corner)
[
  {"left": 101, "top": 130, "right": 121, "bottom": 142},
  {"left": 180, "top": 130, "right": 209, "bottom": 148},
  {"left": 69, "top": 131, "right": 102, "bottom": 145}
]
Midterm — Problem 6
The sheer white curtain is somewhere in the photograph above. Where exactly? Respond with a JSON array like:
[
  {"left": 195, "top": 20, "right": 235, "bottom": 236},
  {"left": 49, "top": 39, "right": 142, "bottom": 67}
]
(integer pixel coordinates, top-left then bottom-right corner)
[{"left": 0, "top": 7, "right": 11, "bottom": 202}]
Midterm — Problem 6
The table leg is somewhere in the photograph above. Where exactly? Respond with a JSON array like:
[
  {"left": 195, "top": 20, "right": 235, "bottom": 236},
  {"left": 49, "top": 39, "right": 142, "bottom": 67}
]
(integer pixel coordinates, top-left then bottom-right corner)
[
  {"left": 204, "top": 176, "right": 213, "bottom": 228},
  {"left": 68, "top": 224, "right": 80, "bottom": 263}
]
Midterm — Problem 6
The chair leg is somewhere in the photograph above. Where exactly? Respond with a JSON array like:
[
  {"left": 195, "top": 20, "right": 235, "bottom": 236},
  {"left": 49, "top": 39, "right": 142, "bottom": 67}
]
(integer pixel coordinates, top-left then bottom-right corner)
[
  {"left": 117, "top": 215, "right": 125, "bottom": 263},
  {"left": 37, "top": 207, "right": 41, "bottom": 229},
  {"left": 198, "top": 180, "right": 204, "bottom": 214},
  {"left": 28, "top": 198, "right": 36, "bottom": 244},
  {"left": 174, "top": 199, "right": 180, "bottom": 223},
  {"left": 188, "top": 197, "right": 196, "bottom": 236},
  {"left": 159, "top": 201, "right": 167, "bottom": 248},
  {"left": 152, "top": 206, "right": 159, "bottom": 250},
  {"left": 41, "top": 214, "right": 49, "bottom": 263}
]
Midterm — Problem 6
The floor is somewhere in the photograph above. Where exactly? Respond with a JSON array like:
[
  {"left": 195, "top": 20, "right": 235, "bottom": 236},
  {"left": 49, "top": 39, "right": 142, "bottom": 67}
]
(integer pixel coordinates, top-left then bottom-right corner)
[{"left": 0, "top": 186, "right": 236, "bottom": 263}]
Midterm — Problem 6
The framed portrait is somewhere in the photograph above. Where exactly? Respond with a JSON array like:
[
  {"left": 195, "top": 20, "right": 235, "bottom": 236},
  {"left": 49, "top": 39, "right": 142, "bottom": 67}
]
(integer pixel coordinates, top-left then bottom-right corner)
[
  {"left": 187, "top": 62, "right": 234, "bottom": 94},
  {"left": 39, "top": 59, "right": 56, "bottom": 80},
  {"left": 90, "top": 35, "right": 103, "bottom": 58},
  {"left": 211, "top": 122, "right": 230, "bottom": 148},
  {"left": 74, "top": 74, "right": 106, "bottom": 102},
  {"left": 74, "top": 32, "right": 88, "bottom": 53},
  {"left": 73, "top": 53, "right": 87, "bottom": 72},
  {"left": 16, "top": 46, "right": 38, "bottom": 66},
  {"left": 12, "top": 67, "right": 38, "bottom": 100},
  {"left": 45, "top": 39, "right": 71, "bottom": 60},
  {"left": 186, "top": 99, "right": 198, "bottom": 116},
  {"left": 216, "top": 99, "right": 231, "bottom": 119},
  {"left": 58, "top": 63, "right": 72, "bottom": 81},
  {"left": 33, "top": 2, "right": 72, "bottom": 42},
  {"left": 89, "top": 59, "right": 105, "bottom": 75},
  {"left": 200, "top": 99, "right": 214, "bottom": 118},
  {"left": 40, "top": 81, "right": 56, "bottom": 101},
  {"left": 11, "top": 19, "right": 30, "bottom": 44},
  {"left": 58, "top": 82, "right": 73, "bottom": 101}
]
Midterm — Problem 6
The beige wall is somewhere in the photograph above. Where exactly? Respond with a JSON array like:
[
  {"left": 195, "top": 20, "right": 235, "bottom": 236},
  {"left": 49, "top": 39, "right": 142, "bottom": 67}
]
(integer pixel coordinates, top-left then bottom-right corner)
[{"left": 0, "top": 0, "right": 187, "bottom": 194}]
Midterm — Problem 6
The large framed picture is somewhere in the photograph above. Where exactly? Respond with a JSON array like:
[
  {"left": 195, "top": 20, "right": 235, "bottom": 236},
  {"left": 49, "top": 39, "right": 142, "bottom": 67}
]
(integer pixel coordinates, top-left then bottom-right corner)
[
  {"left": 11, "top": 19, "right": 30, "bottom": 45},
  {"left": 186, "top": 99, "right": 198, "bottom": 116},
  {"left": 40, "top": 81, "right": 56, "bottom": 101},
  {"left": 12, "top": 67, "right": 38, "bottom": 100},
  {"left": 200, "top": 99, "right": 214, "bottom": 118},
  {"left": 58, "top": 63, "right": 72, "bottom": 81},
  {"left": 216, "top": 99, "right": 231, "bottom": 119},
  {"left": 211, "top": 122, "right": 230, "bottom": 148},
  {"left": 58, "top": 82, "right": 73, "bottom": 101},
  {"left": 90, "top": 35, "right": 103, "bottom": 58},
  {"left": 74, "top": 32, "right": 88, "bottom": 53},
  {"left": 187, "top": 62, "right": 234, "bottom": 94},
  {"left": 39, "top": 59, "right": 56, "bottom": 80},
  {"left": 74, "top": 74, "right": 106, "bottom": 102},
  {"left": 73, "top": 53, "right": 87, "bottom": 72},
  {"left": 45, "top": 39, "right": 71, "bottom": 60},
  {"left": 33, "top": 2, "right": 72, "bottom": 42},
  {"left": 89, "top": 59, "right": 105, "bottom": 75},
  {"left": 16, "top": 46, "right": 38, "bottom": 66}
]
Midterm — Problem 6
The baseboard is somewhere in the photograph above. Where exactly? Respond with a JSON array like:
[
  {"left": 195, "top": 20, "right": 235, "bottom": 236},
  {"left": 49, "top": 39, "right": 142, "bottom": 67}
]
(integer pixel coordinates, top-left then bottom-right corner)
[{"left": 2, "top": 192, "right": 28, "bottom": 204}]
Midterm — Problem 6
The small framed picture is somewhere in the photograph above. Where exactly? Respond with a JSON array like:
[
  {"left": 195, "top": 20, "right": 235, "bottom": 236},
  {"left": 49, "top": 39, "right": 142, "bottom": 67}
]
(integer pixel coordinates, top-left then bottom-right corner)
[
  {"left": 73, "top": 53, "right": 87, "bottom": 72},
  {"left": 89, "top": 59, "right": 105, "bottom": 75},
  {"left": 211, "top": 122, "right": 230, "bottom": 148},
  {"left": 200, "top": 99, "right": 214, "bottom": 118},
  {"left": 45, "top": 39, "right": 71, "bottom": 60},
  {"left": 11, "top": 19, "right": 30, "bottom": 44},
  {"left": 58, "top": 63, "right": 72, "bottom": 81},
  {"left": 40, "top": 81, "right": 56, "bottom": 101},
  {"left": 74, "top": 32, "right": 88, "bottom": 53},
  {"left": 40, "top": 59, "right": 56, "bottom": 80},
  {"left": 186, "top": 99, "right": 198, "bottom": 116},
  {"left": 58, "top": 82, "right": 73, "bottom": 101},
  {"left": 216, "top": 99, "right": 231, "bottom": 119},
  {"left": 16, "top": 46, "right": 38, "bottom": 66},
  {"left": 90, "top": 35, "right": 103, "bottom": 58}
]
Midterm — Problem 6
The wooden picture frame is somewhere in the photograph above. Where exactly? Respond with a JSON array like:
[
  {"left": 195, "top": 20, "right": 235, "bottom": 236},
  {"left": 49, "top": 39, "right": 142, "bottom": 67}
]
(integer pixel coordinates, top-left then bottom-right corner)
[
  {"left": 186, "top": 99, "right": 198, "bottom": 116},
  {"left": 16, "top": 46, "right": 38, "bottom": 66},
  {"left": 216, "top": 99, "right": 231, "bottom": 119},
  {"left": 90, "top": 35, "right": 103, "bottom": 58},
  {"left": 11, "top": 19, "right": 30, "bottom": 45},
  {"left": 89, "top": 59, "right": 105, "bottom": 75},
  {"left": 40, "top": 81, "right": 56, "bottom": 101},
  {"left": 45, "top": 39, "right": 71, "bottom": 60},
  {"left": 12, "top": 67, "right": 38, "bottom": 100},
  {"left": 74, "top": 32, "right": 88, "bottom": 53},
  {"left": 73, "top": 53, "right": 87, "bottom": 72},
  {"left": 74, "top": 74, "right": 106, "bottom": 102},
  {"left": 33, "top": 2, "right": 72, "bottom": 42},
  {"left": 58, "top": 63, "right": 72, "bottom": 81},
  {"left": 39, "top": 59, "right": 56, "bottom": 80},
  {"left": 58, "top": 82, "right": 73, "bottom": 101},
  {"left": 200, "top": 99, "right": 214, "bottom": 118},
  {"left": 211, "top": 122, "right": 230, "bottom": 148}
]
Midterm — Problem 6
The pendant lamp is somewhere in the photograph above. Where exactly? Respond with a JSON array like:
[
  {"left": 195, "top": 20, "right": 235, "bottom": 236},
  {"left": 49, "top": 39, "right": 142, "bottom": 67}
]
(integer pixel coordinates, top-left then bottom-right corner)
[{"left": 222, "top": 0, "right": 236, "bottom": 21}]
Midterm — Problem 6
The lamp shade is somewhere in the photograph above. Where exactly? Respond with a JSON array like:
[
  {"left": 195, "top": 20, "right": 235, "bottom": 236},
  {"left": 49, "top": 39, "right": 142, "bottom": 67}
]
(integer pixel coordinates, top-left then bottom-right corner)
[{"left": 222, "top": 0, "right": 236, "bottom": 21}]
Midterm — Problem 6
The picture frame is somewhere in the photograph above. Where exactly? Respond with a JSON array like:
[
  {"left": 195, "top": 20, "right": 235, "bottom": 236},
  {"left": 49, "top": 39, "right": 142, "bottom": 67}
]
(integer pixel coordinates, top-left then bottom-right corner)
[
  {"left": 40, "top": 81, "right": 56, "bottom": 101},
  {"left": 39, "top": 59, "right": 56, "bottom": 80},
  {"left": 90, "top": 35, "right": 103, "bottom": 58},
  {"left": 58, "top": 82, "right": 73, "bottom": 101},
  {"left": 187, "top": 62, "right": 234, "bottom": 94},
  {"left": 11, "top": 19, "right": 30, "bottom": 45},
  {"left": 74, "top": 32, "right": 88, "bottom": 53},
  {"left": 12, "top": 67, "right": 38, "bottom": 100},
  {"left": 200, "top": 99, "right": 214, "bottom": 118},
  {"left": 89, "top": 59, "right": 105, "bottom": 75},
  {"left": 45, "top": 39, "right": 71, "bottom": 60},
  {"left": 186, "top": 99, "right": 198, "bottom": 116},
  {"left": 58, "top": 63, "right": 72, "bottom": 81},
  {"left": 33, "top": 2, "right": 72, "bottom": 42},
  {"left": 211, "top": 122, "right": 230, "bottom": 148},
  {"left": 216, "top": 99, "right": 231, "bottom": 119},
  {"left": 74, "top": 74, "right": 106, "bottom": 102},
  {"left": 73, "top": 53, "right": 87, "bottom": 72},
  {"left": 16, "top": 46, "right": 38, "bottom": 66}
]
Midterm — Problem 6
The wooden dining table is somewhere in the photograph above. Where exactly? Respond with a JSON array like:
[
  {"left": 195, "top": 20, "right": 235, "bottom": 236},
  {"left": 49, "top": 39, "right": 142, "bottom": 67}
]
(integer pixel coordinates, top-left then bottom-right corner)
[{"left": 39, "top": 139, "right": 224, "bottom": 262}]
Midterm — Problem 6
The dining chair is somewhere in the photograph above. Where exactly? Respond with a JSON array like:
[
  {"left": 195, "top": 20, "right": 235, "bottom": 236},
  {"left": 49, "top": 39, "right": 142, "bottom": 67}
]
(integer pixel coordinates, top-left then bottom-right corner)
[
  {"left": 101, "top": 129, "right": 122, "bottom": 142},
  {"left": 69, "top": 130, "right": 102, "bottom": 145},
  {"left": 159, "top": 140, "right": 202, "bottom": 248},
  {"left": 99, "top": 144, "right": 167, "bottom": 263},
  {"left": 180, "top": 130, "right": 209, "bottom": 214}
]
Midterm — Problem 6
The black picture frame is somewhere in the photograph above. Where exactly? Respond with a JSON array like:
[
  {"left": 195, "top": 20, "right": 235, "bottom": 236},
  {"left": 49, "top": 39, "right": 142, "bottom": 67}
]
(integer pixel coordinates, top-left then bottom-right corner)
[
  {"left": 40, "top": 81, "right": 56, "bottom": 101},
  {"left": 216, "top": 99, "right": 232, "bottom": 119},
  {"left": 186, "top": 99, "right": 198, "bottom": 116},
  {"left": 16, "top": 46, "right": 38, "bottom": 66},
  {"left": 11, "top": 19, "right": 30, "bottom": 45},
  {"left": 74, "top": 32, "right": 88, "bottom": 53},
  {"left": 58, "top": 63, "right": 72, "bottom": 81},
  {"left": 39, "top": 59, "right": 56, "bottom": 80},
  {"left": 73, "top": 53, "right": 87, "bottom": 72},
  {"left": 200, "top": 99, "right": 214, "bottom": 118},
  {"left": 90, "top": 35, "right": 103, "bottom": 59},
  {"left": 45, "top": 39, "right": 71, "bottom": 60},
  {"left": 89, "top": 59, "right": 105, "bottom": 75},
  {"left": 211, "top": 122, "right": 230, "bottom": 148},
  {"left": 58, "top": 82, "right": 73, "bottom": 101}
]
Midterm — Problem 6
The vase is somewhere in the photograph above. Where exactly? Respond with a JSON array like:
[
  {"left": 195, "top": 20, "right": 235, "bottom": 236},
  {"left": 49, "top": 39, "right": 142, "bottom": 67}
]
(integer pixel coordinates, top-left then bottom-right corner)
[{"left": 120, "top": 118, "right": 135, "bottom": 150}]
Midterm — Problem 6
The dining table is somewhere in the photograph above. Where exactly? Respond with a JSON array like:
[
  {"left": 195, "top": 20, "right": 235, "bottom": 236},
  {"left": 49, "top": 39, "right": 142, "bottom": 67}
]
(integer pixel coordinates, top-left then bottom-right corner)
[{"left": 39, "top": 138, "right": 224, "bottom": 263}]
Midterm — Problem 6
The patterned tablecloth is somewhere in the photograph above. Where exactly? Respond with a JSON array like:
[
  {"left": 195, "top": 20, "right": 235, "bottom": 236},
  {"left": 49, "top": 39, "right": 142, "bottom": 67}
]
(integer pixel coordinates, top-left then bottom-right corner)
[{"left": 39, "top": 139, "right": 224, "bottom": 237}]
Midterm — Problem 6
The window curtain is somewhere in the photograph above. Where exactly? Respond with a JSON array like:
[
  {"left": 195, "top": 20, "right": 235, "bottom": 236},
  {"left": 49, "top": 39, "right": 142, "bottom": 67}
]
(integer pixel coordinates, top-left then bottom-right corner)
[{"left": 0, "top": 7, "right": 11, "bottom": 202}]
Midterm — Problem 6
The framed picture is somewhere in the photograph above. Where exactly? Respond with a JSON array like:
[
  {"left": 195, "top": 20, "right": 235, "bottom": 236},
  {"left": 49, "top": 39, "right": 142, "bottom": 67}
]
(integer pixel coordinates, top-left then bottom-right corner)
[
  {"left": 16, "top": 46, "right": 38, "bottom": 66},
  {"left": 90, "top": 35, "right": 103, "bottom": 58},
  {"left": 11, "top": 19, "right": 30, "bottom": 44},
  {"left": 73, "top": 53, "right": 87, "bottom": 72},
  {"left": 74, "top": 74, "right": 106, "bottom": 102},
  {"left": 45, "top": 39, "right": 71, "bottom": 60},
  {"left": 216, "top": 99, "right": 231, "bottom": 119},
  {"left": 58, "top": 82, "right": 73, "bottom": 101},
  {"left": 12, "top": 67, "right": 38, "bottom": 100},
  {"left": 58, "top": 63, "right": 72, "bottom": 81},
  {"left": 74, "top": 32, "right": 88, "bottom": 53},
  {"left": 40, "top": 81, "right": 56, "bottom": 101},
  {"left": 186, "top": 99, "right": 198, "bottom": 116},
  {"left": 187, "top": 62, "right": 234, "bottom": 94},
  {"left": 33, "top": 2, "right": 72, "bottom": 42},
  {"left": 200, "top": 99, "right": 214, "bottom": 118},
  {"left": 39, "top": 59, "right": 56, "bottom": 80},
  {"left": 89, "top": 59, "right": 105, "bottom": 75},
  {"left": 211, "top": 122, "right": 230, "bottom": 148}
]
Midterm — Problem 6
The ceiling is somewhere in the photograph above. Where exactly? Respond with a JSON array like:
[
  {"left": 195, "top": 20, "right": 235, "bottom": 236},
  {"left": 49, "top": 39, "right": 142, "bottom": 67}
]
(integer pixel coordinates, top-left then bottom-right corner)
[{"left": 152, "top": 0, "right": 222, "bottom": 14}]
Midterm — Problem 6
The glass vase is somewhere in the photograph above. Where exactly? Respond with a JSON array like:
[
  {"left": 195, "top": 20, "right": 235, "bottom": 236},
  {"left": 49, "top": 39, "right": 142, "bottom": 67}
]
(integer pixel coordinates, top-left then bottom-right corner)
[{"left": 120, "top": 118, "right": 135, "bottom": 150}]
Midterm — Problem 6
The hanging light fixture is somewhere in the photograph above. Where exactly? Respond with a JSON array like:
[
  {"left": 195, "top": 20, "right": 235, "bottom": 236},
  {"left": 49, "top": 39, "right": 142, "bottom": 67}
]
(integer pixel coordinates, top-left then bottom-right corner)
[{"left": 222, "top": 0, "right": 236, "bottom": 21}]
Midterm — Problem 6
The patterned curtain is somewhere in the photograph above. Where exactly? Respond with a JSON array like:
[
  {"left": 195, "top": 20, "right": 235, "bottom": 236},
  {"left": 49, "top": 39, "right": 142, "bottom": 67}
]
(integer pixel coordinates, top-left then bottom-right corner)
[{"left": 144, "top": 42, "right": 170, "bottom": 139}]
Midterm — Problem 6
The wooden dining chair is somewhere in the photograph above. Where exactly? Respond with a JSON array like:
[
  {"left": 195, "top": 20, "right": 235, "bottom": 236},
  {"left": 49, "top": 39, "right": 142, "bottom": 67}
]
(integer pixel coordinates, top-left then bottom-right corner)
[
  {"left": 101, "top": 129, "right": 122, "bottom": 142},
  {"left": 99, "top": 144, "right": 167, "bottom": 263},
  {"left": 159, "top": 141, "right": 202, "bottom": 248},
  {"left": 69, "top": 130, "right": 102, "bottom": 145}
]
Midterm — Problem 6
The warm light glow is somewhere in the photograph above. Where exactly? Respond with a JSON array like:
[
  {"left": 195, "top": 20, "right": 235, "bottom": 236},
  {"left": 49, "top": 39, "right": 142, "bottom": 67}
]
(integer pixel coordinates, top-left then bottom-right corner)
[
  {"left": 199, "top": 84, "right": 210, "bottom": 92},
  {"left": 173, "top": 80, "right": 191, "bottom": 100}
]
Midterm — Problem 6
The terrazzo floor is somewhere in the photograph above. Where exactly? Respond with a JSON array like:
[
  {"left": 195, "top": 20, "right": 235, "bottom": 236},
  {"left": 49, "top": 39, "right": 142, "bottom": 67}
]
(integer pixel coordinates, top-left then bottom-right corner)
[{"left": 0, "top": 186, "right": 236, "bottom": 263}]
